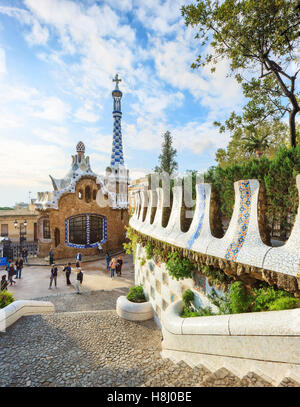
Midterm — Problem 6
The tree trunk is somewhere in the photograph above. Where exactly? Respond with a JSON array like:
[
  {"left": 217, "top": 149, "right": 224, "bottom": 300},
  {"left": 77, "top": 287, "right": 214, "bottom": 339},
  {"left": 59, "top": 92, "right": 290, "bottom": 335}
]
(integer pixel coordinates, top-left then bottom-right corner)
[
  {"left": 289, "top": 109, "right": 298, "bottom": 148},
  {"left": 256, "top": 150, "right": 263, "bottom": 159}
]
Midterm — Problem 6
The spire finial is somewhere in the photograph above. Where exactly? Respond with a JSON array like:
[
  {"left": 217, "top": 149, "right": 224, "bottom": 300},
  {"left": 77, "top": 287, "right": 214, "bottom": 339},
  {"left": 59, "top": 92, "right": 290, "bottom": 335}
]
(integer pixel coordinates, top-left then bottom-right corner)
[{"left": 113, "top": 73, "right": 122, "bottom": 90}]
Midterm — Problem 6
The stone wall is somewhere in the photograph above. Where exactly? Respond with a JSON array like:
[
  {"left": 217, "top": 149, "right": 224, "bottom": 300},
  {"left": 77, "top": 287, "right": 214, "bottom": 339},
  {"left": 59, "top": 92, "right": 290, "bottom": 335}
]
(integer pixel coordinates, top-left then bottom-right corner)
[{"left": 37, "top": 177, "right": 128, "bottom": 259}]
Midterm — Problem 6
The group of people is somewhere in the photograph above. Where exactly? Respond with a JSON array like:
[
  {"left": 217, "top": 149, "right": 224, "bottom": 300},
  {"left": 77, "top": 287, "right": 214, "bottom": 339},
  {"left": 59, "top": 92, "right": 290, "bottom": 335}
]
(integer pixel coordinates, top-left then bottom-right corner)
[
  {"left": 0, "top": 256, "right": 25, "bottom": 291},
  {"left": 49, "top": 256, "right": 83, "bottom": 294},
  {"left": 105, "top": 252, "right": 123, "bottom": 278}
]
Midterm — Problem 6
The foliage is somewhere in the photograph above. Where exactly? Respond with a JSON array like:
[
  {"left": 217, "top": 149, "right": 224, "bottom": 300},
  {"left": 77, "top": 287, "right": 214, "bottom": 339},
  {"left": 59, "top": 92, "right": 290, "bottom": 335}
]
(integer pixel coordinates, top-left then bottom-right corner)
[
  {"left": 205, "top": 146, "right": 300, "bottom": 238},
  {"left": 145, "top": 242, "right": 154, "bottom": 260},
  {"left": 229, "top": 281, "right": 252, "bottom": 314},
  {"left": 126, "top": 285, "right": 146, "bottom": 303},
  {"left": 139, "top": 257, "right": 146, "bottom": 266},
  {"left": 182, "top": 289, "right": 195, "bottom": 309},
  {"left": 208, "top": 281, "right": 300, "bottom": 315},
  {"left": 207, "top": 287, "right": 231, "bottom": 315},
  {"left": 215, "top": 120, "right": 290, "bottom": 167},
  {"left": 181, "top": 306, "right": 215, "bottom": 318},
  {"left": 123, "top": 227, "right": 141, "bottom": 261},
  {"left": 182, "top": 0, "right": 300, "bottom": 146},
  {"left": 268, "top": 296, "right": 300, "bottom": 311},
  {"left": 154, "top": 131, "right": 178, "bottom": 175},
  {"left": 166, "top": 251, "right": 195, "bottom": 280},
  {"left": 251, "top": 284, "right": 294, "bottom": 312},
  {"left": 0, "top": 291, "right": 14, "bottom": 309},
  {"left": 201, "top": 265, "right": 233, "bottom": 286}
]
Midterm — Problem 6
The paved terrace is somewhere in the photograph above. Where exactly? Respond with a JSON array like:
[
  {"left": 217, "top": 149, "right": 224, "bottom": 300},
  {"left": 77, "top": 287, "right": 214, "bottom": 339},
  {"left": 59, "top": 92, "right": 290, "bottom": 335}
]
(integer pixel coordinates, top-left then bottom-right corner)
[{"left": 0, "top": 255, "right": 297, "bottom": 387}]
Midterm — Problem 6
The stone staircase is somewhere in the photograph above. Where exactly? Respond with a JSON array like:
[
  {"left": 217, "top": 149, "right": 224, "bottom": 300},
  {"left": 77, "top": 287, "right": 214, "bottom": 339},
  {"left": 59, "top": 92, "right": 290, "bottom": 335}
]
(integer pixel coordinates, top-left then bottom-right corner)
[{"left": 142, "top": 359, "right": 300, "bottom": 387}]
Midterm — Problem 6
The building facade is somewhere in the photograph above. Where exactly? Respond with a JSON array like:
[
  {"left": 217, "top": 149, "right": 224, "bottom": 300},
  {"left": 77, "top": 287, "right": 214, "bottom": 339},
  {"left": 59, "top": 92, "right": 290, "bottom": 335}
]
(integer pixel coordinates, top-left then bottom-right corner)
[
  {"left": 34, "top": 75, "right": 129, "bottom": 260},
  {"left": 0, "top": 207, "right": 38, "bottom": 243}
]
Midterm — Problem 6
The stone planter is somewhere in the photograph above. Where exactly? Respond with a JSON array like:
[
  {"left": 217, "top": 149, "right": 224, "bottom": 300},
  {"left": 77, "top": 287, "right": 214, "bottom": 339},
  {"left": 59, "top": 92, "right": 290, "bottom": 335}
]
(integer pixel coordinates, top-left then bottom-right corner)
[{"left": 116, "top": 295, "right": 153, "bottom": 321}]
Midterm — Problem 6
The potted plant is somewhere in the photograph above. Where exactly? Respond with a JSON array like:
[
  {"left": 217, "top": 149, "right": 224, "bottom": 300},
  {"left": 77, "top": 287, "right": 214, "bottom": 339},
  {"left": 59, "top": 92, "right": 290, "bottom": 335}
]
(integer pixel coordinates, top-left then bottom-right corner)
[{"left": 116, "top": 285, "right": 154, "bottom": 321}]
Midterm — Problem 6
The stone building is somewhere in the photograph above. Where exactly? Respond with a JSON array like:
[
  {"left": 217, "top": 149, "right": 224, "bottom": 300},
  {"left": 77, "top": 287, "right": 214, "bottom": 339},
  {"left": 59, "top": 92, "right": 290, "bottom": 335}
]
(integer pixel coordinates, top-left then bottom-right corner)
[
  {"left": 34, "top": 75, "right": 129, "bottom": 260},
  {"left": 0, "top": 205, "right": 38, "bottom": 243}
]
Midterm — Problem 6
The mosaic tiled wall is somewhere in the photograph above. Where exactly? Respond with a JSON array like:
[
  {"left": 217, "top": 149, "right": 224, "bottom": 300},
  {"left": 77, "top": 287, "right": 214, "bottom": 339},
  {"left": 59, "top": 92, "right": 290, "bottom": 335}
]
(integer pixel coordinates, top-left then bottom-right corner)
[{"left": 130, "top": 176, "right": 300, "bottom": 277}]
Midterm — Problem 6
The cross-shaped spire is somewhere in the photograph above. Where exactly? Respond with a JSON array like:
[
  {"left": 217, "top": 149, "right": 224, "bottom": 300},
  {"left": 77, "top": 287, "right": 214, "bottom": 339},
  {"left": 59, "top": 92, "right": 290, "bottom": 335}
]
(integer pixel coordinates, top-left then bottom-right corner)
[{"left": 113, "top": 73, "right": 122, "bottom": 90}]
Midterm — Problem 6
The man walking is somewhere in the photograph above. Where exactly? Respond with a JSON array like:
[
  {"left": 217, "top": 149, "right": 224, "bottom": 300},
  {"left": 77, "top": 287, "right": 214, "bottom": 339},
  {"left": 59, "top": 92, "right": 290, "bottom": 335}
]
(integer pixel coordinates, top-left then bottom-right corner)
[
  {"left": 63, "top": 263, "right": 72, "bottom": 285},
  {"left": 75, "top": 268, "right": 83, "bottom": 294},
  {"left": 15, "top": 256, "right": 23, "bottom": 279},
  {"left": 22, "top": 248, "right": 28, "bottom": 264},
  {"left": 49, "top": 248, "right": 54, "bottom": 266},
  {"left": 105, "top": 251, "right": 111, "bottom": 272},
  {"left": 49, "top": 263, "right": 58, "bottom": 289}
]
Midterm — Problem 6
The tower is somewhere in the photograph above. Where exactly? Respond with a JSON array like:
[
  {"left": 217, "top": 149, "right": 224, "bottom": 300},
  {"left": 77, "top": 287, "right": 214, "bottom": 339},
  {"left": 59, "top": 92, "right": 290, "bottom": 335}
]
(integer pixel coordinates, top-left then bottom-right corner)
[
  {"left": 106, "top": 74, "right": 129, "bottom": 209},
  {"left": 111, "top": 73, "right": 124, "bottom": 167}
]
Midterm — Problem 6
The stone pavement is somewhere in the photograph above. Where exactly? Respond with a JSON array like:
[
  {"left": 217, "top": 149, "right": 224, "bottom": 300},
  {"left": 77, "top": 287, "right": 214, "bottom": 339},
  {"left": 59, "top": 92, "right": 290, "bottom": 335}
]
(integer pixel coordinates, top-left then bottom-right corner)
[
  {"left": 0, "top": 254, "right": 298, "bottom": 387},
  {"left": 1, "top": 254, "right": 134, "bottom": 300}
]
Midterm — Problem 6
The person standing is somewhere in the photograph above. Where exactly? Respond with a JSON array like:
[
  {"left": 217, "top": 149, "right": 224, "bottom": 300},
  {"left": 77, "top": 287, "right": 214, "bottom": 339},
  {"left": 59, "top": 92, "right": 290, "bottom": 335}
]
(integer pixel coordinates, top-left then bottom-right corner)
[
  {"left": 116, "top": 255, "right": 123, "bottom": 277},
  {"left": 49, "top": 248, "right": 54, "bottom": 266},
  {"left": 75, "top": 268, "right": 83, "bottom": 294},
  {"left": 22, "top": 248, "right": 28, "bottom": 264},
  {"left": 1, "top": 275, "right": 8, "bottom": 291},
  {"left": 109, "top": 258, "right": 117, "bottom": 279},
  {"left": 76, "top": 252, "right": 82, "bottom": 263},
  {"left": 63, "top": 263, "right": 72, "bottom": 285},
  {"left": 8, "top": 263, "right": 16, "bottom": 286},
  {"left": 15, "top": 256, "right": 23, "bottom": 279},
  {"left": 49, "top": 263, "right": 58, "bottom": 289},
  {"left": 105, "top": 251, "right": 111, "bottom": 272}
]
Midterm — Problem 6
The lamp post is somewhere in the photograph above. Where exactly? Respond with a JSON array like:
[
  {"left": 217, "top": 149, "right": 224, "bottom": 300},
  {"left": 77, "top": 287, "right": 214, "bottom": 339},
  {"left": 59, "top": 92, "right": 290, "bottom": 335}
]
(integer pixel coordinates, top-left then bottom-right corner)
[{"left": 14, "top": 219, "right": 27, "bottom": 257}]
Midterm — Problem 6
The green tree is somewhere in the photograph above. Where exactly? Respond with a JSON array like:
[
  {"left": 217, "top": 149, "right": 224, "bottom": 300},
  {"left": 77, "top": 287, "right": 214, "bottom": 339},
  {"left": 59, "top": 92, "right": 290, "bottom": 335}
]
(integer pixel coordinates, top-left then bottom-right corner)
[
  {"left": 242, "top": 131, "right": 270, "bottom": 159},
  {"left": 215, "top": 120, "right": 290, "bottom": 166},
  {"left": 182, "top": 0, "right": 300, "bottom": 147},
  {"left": 154, "top": 131, "right": 178, "bottom": 175}
]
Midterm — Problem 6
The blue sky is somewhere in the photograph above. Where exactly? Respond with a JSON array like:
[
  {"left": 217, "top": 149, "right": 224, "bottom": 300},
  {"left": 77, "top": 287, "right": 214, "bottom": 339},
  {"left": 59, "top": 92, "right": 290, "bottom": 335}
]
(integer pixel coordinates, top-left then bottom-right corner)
[{"left": 0, "top": 0, "right": 243, "bottom": 206}]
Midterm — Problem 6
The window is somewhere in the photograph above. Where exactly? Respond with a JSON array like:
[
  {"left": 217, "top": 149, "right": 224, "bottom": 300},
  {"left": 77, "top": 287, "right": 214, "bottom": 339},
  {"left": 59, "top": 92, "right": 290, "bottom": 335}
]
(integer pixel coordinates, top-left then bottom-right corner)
[
  {"left": 78, "top": 190, "right": 83, "bottom": 199},
  {"left": 89, "top": 215, "right": 104, "bottom": 244},
  {"left": 69, "top": 215, "right": 87, "bottom": 245},
  {"left": 85, "top": 186, "right": 91, "bottom": 203},
  {"left": 67, "top": 214, "right": 105, "bottom": 247},
  {"left": 1, "top": 224, "right": 8, "bottom": 237},
  {"left": 93, "top": 190, "right": 97, "bottom": 200},
  {"left": 43, "top": 220, "right": 51, "bottom": 239},
  {"left": 54, "top": 228, "right": 60, "bottom": 247}
]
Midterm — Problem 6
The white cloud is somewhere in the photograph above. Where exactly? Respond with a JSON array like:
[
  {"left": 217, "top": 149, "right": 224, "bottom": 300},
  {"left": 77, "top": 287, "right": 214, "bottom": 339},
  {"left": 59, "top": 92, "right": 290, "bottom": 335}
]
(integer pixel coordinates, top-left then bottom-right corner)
[
  {"left": 33, "top": 126, "right": 73, "bottom": 147},
  {"left": 31, "top": 96, "right": 70, "bottom": 121}
]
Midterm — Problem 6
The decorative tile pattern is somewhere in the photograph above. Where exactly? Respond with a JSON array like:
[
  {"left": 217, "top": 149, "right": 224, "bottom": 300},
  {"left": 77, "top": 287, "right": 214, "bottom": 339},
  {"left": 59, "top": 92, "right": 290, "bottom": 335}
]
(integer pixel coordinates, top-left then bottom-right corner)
[
  {"left": 225, "top": 180, "right": 251, "bottom": 261},
  {"left": 187, "top": 185, "right": 206, "bottom": 249}
]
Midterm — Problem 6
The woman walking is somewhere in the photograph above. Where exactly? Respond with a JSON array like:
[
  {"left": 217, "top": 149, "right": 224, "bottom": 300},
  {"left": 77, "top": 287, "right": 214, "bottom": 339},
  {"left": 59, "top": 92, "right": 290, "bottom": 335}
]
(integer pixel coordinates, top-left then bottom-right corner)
[{"left": 109, "top": 258, "right": 117, "bottom": 279}]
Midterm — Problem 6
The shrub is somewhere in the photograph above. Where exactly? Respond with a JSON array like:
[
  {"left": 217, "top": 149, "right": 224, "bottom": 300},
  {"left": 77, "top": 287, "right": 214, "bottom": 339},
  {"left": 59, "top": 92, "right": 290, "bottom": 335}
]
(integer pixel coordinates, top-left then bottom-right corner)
[
  {"left": 208, "top": 288, "right": 231, "bottom": 315},
  {"left": 166, "top": 251, "right": 194, "bottom": 280},
  {"left": 251, "top": 285, "right": 292, "bottom": 312},
  {"left": 139, "top": 257, "right": 146, "bottom": 266},
  {"left": 229, "top": 282, "right": 252, "bottom": 314},
  {"left": 126, "top": 285, "right": 146, "bottom": 303},
  {"left": 0, "top": 291, "right": 14, "bottom": 309},
  {"left": 269, "top": 296, "right": 300, "bottom": 311},
  {"left": 182, "top": 289, "right": 194, "bottom": 309},
  {"left": 145, "top": 242, "right": 154, "bottom": 260},
  {"left": 181, "top": 306, "right": 215, "bottom": 318}
]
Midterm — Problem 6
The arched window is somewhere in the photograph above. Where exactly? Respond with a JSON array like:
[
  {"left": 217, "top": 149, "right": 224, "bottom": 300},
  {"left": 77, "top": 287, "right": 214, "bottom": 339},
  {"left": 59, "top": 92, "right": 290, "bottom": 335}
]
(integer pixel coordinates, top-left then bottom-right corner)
[
  {"left": 78, "top": 190, "right": 83, "bottom": 199},
  {"left": 85, "top": 186, "right": 91, "bottom": 203},
  {"left": 93, "top": 190, "right": 97, "bottom": 200},
  {"left": 54, "top": 228, "right": 60, "bottom": 247},
  {"left": 43, "top": 219, "right": 51, "bottom": 239}
]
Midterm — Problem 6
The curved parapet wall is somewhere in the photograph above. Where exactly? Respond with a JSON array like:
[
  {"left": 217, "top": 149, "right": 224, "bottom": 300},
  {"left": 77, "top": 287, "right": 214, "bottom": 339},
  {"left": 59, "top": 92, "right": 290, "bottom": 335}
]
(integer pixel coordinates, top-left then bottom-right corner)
[
  {"left": 130, "top": 178, "right": 300, "bottom": 278},
  {"left": 161, "top": 300, "right": 300, "bottom": 385},
  {"left": 263, "top": 174, "right": 300, "bottom": 276},
  {"left": 0, "top": 300, "right": 55, "bottom": 332}
]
